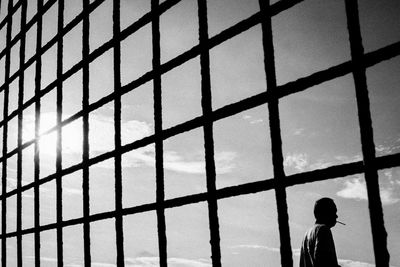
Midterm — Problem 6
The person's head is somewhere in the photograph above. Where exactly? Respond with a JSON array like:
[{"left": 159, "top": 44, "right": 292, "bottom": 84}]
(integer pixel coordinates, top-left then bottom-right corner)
[{"left": 314, "top": 197, "right": 338, "bottom": 228}]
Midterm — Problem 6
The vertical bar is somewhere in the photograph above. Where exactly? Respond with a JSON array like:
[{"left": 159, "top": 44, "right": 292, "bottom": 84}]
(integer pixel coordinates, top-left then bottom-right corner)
[
  {"left": 34, "top": 0, "right": 44, "bottom": 265},
  {"left": 258, "top": 1, "right": 293, "bottom": 266},
  {"left": 151, "top": 0, "right": 168, "bottom": 266},
  {"left": 16, "top": 0, "right": 27, "bottom": 266},
  {"left": 1, "top": 0, "right": 13, "bottom": 265},
  {"left": 113, "top": 0, "right": 125, "bottom": 265},
  {"left": 82, "top": 0, "right": 91, "bottom": 266},
  {"left": 56, "top": 0, "right": 64, "bottom": 266},
  {"left": 344, "top": 0, "right": 390, "bottom": 266},
  {"left": 197, "top": 0, "right": 221, "bottom": 266}
]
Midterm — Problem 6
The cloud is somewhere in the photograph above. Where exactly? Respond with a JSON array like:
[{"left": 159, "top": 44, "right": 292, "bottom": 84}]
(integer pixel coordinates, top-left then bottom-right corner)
[
  {"left": 23, "top": 256, "right": 58, "bottom": 263},
  {"left": 375, "top": 144, "right": 393, "bottom": 156},
  {"left": 380, "top": 189, "right": 400, "bottom": 205},
  {"left": 125, "top": 257, "right": 211, "bottom": 267},
  {"left": 231, "top": 244, "right": 302, "bottom": 257},
  {"left": 309, "top": 159, "right": 334, "bottom": 170},
  {"left": 338, "top": 259, "right": 374, "bottom": 267},
  {"left": 336, "top": 178, "right": 367, "bottom": 201},
  {"left": 284, "top": 153, "right": 308, "bottom": 171},
  {"left": 375, "top": 137, "right": 400, "bottom": 156},
  {"left": 338, "top": 259, "right": 400, "bottom": 267},
  {"left": 230, "top": 245, "right": 399, "bottom": 267},
  {"left": 283, "top": 153, "right": 365, "bottom": 173},
  {"left": 127, "top": 150, "right": 237, "bottom": 175},
  {"left": 383, "top": 169, "right": 400, "bottom": 186},
  {"left": 24, "top": 112, "right": 237, "bottom": 175},
  {"left": 63, "top": 186, "right": 82, "bottom": 195},
  {"left": 242, "top": 114, "right": 263, "bottom": 124},
  {"left": 293, "top": 128, "right": 305, "bottom": 136},
  {"left": 39, "top": 257, "right": 211, "bottom": 267},
  {"left": 22, "top": 113, "right": 153, "bottom": 155},
  {"left": 336, "top": 177, "right": 400, "bottom": 205},
  {"left": 334, "top": 155, "right": 363, "bottom": 164},
  {"left": 230, "top": 244, "right": 280, "bottom": 253}
]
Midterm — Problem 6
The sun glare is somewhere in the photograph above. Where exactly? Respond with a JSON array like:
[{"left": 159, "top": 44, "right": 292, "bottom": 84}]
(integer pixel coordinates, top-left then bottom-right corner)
[{"left": 23, "top": 113, "right": 82, "bottom": 156}]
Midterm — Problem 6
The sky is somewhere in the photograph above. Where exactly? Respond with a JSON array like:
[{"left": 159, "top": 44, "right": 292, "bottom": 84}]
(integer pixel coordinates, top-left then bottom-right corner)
[{"left": 0, "top": 0, "right": 399, "bottom": 266}]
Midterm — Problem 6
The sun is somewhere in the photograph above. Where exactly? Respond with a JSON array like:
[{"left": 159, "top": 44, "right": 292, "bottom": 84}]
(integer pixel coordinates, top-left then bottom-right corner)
[{"left": 23, "top": 112, "right": 83, "bottom": 156}]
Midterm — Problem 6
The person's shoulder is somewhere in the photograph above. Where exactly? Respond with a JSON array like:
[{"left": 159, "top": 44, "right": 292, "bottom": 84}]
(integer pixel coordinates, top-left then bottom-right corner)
[
  {"left": 314, "top": 224, "right": 333, "bottom": 239},
  {"left": 315, "top": 223, "right": 330, "bottom": 230}
]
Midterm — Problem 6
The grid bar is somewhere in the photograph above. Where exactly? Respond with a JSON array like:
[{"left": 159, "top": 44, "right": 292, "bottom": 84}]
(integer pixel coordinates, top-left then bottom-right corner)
[
  {"left": 259, "top": 0, "right": 293, "bottom": 266},
  {"left": 56, "top": 0, "right": 65, "bottom": 265},
  {"left": 1, "top": 36, "right": 400, "bottom": 204},
  {"left": 34, "top": 0, "right": 44, "bottom": 265},
  {"left": 1, "top": 0, "right": 13, "bottom": 265},
  {"left": 0, "top": 1, "right": 399, "bottom": 266},
  {"left": 0, "top": 0, "right": 23, "bottom": 35},
  {"left": 151, "top": 0, "right": 168, "bottom": 266},
  {"left": 113, "top": 0, "right": 125, "bottom": 266},
  {"left": 82, "top": 0, "right": 91, "bottom": 266},
  {"left": 0, "top": 0, "right": 57, "bottom": 70},
  {"left": 1, "top": 152, "right": 400, "bottom": 241},
  {"left": 197, "top": 0, "right": 222, "bottom": 266},
  {"left": 0, "top": 0, "right": 103, "bottom": 97},
  {"left": 1, "top": 36, "right": 399, "bottom": 170},
  {"left": 344, "top": 0, "right": 390, "bottom": 266},
  {"left": 1, "top": 0, "right": 301, "bottom": 131},
  {"left": 0, "top": 0, "right": 180, "bottom": 132},
  {"left": 16, "top": 0, "right": 27, "bottom": 266}
]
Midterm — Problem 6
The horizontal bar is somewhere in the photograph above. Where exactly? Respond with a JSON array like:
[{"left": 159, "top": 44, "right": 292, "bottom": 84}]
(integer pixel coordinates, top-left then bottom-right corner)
[
  {"left": 1, "top": 151, "right": 399, "bottom": 239},
  {"left": 0, "top": 0, "right": 57, "bottom": 66},
  {"left": 1, "top": 38, "right": 399, "bottom": 168},
  {"left": 0, "top": 0, "right": 182, "bottom": 129},
  {"left": 0, "top": 0, "right": 23, "bottom": 31}
]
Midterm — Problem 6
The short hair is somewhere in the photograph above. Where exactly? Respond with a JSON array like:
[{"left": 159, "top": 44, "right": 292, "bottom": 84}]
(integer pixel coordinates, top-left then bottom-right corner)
[{"left": 314, "top": 197, "right": 336, "bottom": 220}]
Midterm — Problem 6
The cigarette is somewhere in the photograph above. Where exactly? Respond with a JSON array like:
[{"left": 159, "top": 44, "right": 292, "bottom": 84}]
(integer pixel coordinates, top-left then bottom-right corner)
[{"left": 336, "top": 220, "right": 346, "bottom": 225}]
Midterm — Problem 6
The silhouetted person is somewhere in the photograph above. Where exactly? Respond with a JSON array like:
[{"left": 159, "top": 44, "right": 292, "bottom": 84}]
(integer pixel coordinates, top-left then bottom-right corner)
[{"left": 300, "top": 197, "right": 341, "bottom": 267}]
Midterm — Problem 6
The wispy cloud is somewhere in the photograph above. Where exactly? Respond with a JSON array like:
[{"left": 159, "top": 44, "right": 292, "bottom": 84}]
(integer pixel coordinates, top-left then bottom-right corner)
[
  {"left": 230, "top": 244, "right": 301, "bottom": 257},
  {"left": 91, "top": 263, "right": 117, "bottom": 267},
  {"left": 22, "top": 113, "right": 153, "bottom": 155},
  {"left": 63, "top": 186, "right": 82, "bottom": 196},
  {"left": 309, "top": 159, "right": 334, "bottom": 170},
  {"left": 24, "top": 256, "right": 58, "bottom": 263},
  {"left": 37, "top": 255, "right": 399, "bottom": 267},
  {"left": 293, "top": 128, "right": 305, "bottom": 136},
  {"left": 125, "top": 257, "right": 211, "bottom": 267},
  {"left": 336, "top": 176, "right": 400, "bottom": 205},
  {"left": 24, "top": 113, "right": 237, "bottom": 175},
  {"left": 284, "top": 153, "right": 308, "bottom": 171},
  {"left": 376, "top": 144, "right": 393, "bottom": 155},
  {"left": 334, "top": 155, "right": 363, "bottom": 164},
  {"left": 242, "top": 114, "right": 264, "bottom": 124},
  {"left": 33, "top": 257, "right": 211, "bottom": 267},
  {"left": 162, "top": 151, "right": 237, "bottom": 174},
  {"left": 230, "top": 245, "right": 399, "bottom": 267},
  {"left": 338, "top": 259, "right": 374, "bottom": 267},
  {"left": 284, "top": 153, "right": 363, "bottom": 173},
  {"left": 338, "top": 259, "right": 399, "bottom": 267},
  {"left": 230, "top": 244, "right": 280, "bottom": 253},
  {"left": 385, "top": 169, "right": 400, "bottom": 186},
  {"left": 375, "top": 137, "right": 400, "bottom": 156}
]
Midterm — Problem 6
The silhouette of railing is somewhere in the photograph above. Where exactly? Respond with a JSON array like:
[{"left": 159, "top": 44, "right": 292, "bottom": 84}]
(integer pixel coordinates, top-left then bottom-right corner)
[{"left": 0, "top": 0, "right": 399, "bottom": 266}]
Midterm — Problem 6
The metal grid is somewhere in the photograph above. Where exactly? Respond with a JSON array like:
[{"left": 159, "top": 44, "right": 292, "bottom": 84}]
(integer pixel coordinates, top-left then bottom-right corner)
[{"left": 0, "top": 0, "right": 398, "bottom": 266}]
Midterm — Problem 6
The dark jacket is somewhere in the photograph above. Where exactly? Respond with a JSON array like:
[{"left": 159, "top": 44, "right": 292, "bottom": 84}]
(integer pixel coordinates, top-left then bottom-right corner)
[{"left": 300, "top": 224, "right": 340, "bottom": 267}]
